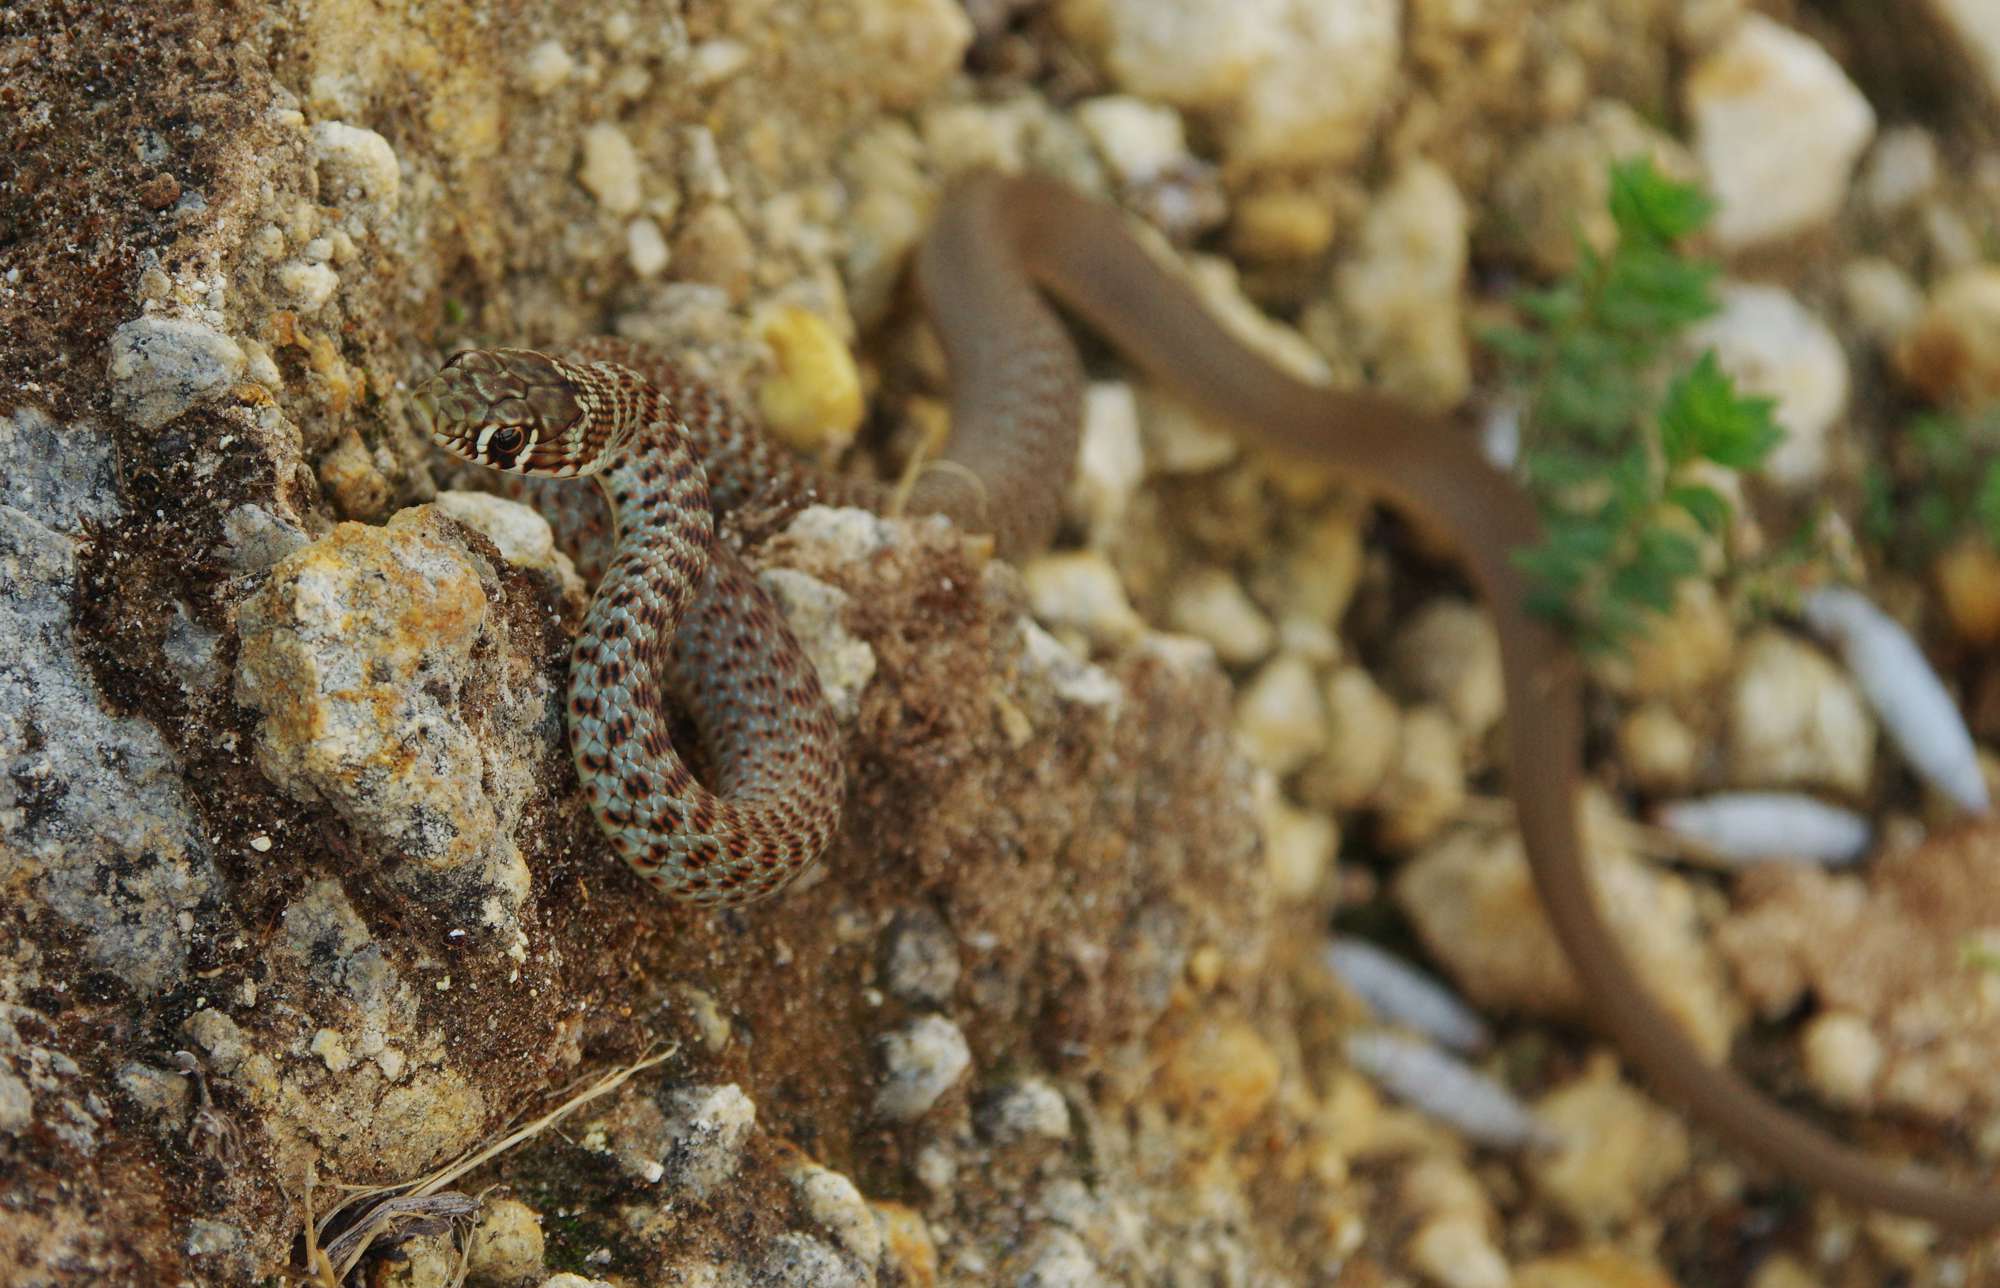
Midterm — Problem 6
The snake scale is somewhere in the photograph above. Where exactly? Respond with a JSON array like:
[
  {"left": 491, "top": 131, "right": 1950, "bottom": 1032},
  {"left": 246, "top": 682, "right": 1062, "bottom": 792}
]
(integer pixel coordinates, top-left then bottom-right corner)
[{"left": 414, "top": 173, "right": 2000, "bottom": 1231}]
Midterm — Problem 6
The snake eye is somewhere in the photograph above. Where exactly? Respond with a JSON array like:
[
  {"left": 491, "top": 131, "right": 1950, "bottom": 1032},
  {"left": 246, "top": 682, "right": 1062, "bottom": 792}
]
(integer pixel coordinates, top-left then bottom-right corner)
[{"left": 487, "top": 426, "right": 525, "bottom": 458}]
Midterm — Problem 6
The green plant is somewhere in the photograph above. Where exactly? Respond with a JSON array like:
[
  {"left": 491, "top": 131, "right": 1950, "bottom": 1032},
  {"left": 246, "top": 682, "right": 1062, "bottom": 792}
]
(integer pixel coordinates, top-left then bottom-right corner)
[
  {"left": 1860, "top": 407, "right": 2000, "bottom": 561},
  {"left": 1485, "top": 159, "right": 1782, "bottom": 651}
]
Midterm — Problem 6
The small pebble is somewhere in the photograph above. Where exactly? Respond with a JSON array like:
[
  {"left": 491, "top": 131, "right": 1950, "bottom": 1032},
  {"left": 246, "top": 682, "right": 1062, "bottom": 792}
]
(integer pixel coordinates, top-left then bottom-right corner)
[
  {"left": 1686, "top": 15, "right": 1875, "bottom": 251},
  {"left": 1021, "top": 551, "right": 1146, "bottom": 649},
  {"left": 658, "top": 1084, "right": 757, "bottom": 1200},
  {"left": 1234, "top": 654, "right": 1327, "bottom": 775},
  {"left": 789, "top": 1161, "right": 882, "bottom": 1269},
  {"left": 755, "top": 306, "right": 864, "bottom": 454},
  {"left": 626, "top": 217, "right": 670, "bottom": 278},
  {"left": 1325, "top": 939, "right": 1490, "bottom": 1053},
  {"left": 468, "top": 1198, "right": 546, "bottom": 1284},
  {"left": 578, "top": 122, "right": 644, "bottom": 215},
  {"left": 1344, "top": 1029, "right": 1553, "bottom": 1150},
  {"left": 1259, "top": 794, "right": 1337, "bottom": 900},
  {"left": 1656, "top": 792, "right": 1872, "bottom": 866},
  {"left": 521, "top": 39, "right": 575, "bottom": 95},
  {"left": 1374, "top": 706, "right": 1465, "bottom": 851},
  {"left": 1800, "top": 1011, "right": 1884, "bottom": 1107},
  {"left": 1406, "top": 1214, "right": 1511, "bottom": 1288},
  {"left": 1066, "top": 383, "right": 1144, "bottom": 546},
  {"left": 881, "top": 908, "right": 960, "bottom": 1007},
  {"left": 978, "top": 1078, "right": 1070, "bottom": 1144},
  {"left": 875, "top": 1015, "right": 971, "bottom": 1121},
  {"left": 1168, "top": 567, "right": 1275, "bottom": 667},
  {"left": 1727, "top": 629, "right": 1875, "bottom": 796},
  {"left": 1839, "top": 257, "right": 1924, "bottom": 346},
  {"left": 1804, "top": 586, "right": 1990, "bottom": 813},
  {"left": 1297, "top": 666, "right": 1400, "bottom": 811},
  {"left": 1387, "top": 599, "right": 1502, "bottom": 744}
]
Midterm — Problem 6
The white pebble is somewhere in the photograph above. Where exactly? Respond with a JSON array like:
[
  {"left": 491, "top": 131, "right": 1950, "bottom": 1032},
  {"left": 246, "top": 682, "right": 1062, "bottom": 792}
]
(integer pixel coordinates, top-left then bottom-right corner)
[
  {"left": 1324, "top": 939, "right": 1490, "bottom": 1053},
  {"left": 1137, "top": 386, "right": 1238, "bottom": 473},
  {"left": 688, "top": 38, "right": 752, "bottom": 87},
  {"left": 433, "top": 491, "right": 559, "bottom": 570},
  {"left": 275, "top": 260, "right": 339, "bottom": 312},
  {"left": 1860, "top": 126, "right": 1940, "bottom": 215},
  {"left": 310, "top": 120, "right": 401, "bottom": 214},
  {"left": 1656, "top": 792, "right": 1873, "bottom": 866},
  {"left": 1840, "top": 257, "right": 1925, "bottom": 345},
  {"left": 980, "top": 1078, "right": 1071, "bottom": 1143},
  {"left": 1021, "top": 551, "right": 1146, "bottom": 649},
  {"left": 1406, "top": 1215, "right": 1511, "bottom": 1288},
  {"left": 626, "top": 217, "right": 670, "bottom": 278},
  {"left": 1168, "top": 568, "right": 1275, "bottom": 666},
  {"left": 1686, "top": 15, "right": 1875, "bottom": 251},
  {"left": 0, "top": 1071, "right": 31, "bottom": 1134},
  {"left": 1260, "top": 795, "right": 1337, "bottom": 900},
  {"left": 1800, "top": 1011, "right": 1884, "bottom": 1108},
  {"left": 1075, "top": 95, "right": 1192, "bottom": 184},
  {"left": 875, "top": 1015, "right": 971, "bottom": 1121},
  {"left": 789, "top": 1162, "right": 883, "bottom": 1269},
  {"left": 1066, "top": 382, "right": 1144, "bottom": 545},
  {"left": 520, "top": 39, "right": 575, "bottom": 95},
  {"left": 578, "top": 122, "right": 644, "bottom": 215},
  {"left": 1234, "top": 653, "right": 1327, "bottom": 775},
  {"left": 1804, "top": 587, "right": 1991, "bottom": 814},
  {"left": 659, "top": 1084, "right": 757, "bottom": 1200},
  {"left": 1344, "top": 1029, "right": 1557, "bottom": 1151},
  {"left": 1387, "top": 599, "right": 1502, "bottom": 743}
]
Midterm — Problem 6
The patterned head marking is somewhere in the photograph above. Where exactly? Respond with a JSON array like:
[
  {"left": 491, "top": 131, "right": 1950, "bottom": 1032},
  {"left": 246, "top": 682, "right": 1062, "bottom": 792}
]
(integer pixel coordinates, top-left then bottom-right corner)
[{"left": 412, "top": 348, "right": 608, "bottom": 476}]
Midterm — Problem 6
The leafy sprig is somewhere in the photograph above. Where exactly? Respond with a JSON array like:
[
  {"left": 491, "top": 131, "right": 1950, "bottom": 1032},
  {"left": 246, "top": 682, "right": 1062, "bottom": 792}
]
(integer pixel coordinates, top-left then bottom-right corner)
[{"left": 1486, "top": 158, "right": 1782, "bottom": 652}]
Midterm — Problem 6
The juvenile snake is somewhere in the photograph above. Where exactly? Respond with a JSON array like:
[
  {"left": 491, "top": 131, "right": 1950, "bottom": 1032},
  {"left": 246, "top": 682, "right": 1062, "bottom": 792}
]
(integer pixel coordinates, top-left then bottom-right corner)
[{"left": 415, "top": 173, "right": 2000, "bottom": 1230}]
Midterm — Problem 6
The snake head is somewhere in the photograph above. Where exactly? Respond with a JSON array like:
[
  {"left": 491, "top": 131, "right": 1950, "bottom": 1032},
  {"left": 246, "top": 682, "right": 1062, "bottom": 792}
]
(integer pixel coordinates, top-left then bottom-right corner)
[{"left": 411, "top": 348, "right": 591, "bottom": 475}]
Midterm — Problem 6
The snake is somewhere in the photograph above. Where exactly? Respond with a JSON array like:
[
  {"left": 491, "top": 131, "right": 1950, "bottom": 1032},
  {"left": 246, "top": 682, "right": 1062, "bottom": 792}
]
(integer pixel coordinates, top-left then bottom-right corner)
[{"left": 412, "top": 173, "right": 2000, "bottom": 1230}]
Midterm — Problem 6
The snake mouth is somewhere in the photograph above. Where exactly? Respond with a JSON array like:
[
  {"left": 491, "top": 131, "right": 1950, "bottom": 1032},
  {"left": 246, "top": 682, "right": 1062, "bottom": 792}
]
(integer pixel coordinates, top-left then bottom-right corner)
[{"left": 409, "top": 382, "right": 443, "bottom": 442}]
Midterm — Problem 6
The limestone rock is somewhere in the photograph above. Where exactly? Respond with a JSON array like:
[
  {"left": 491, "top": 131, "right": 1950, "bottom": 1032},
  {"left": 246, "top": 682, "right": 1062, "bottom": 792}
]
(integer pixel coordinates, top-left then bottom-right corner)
[{"left": 1686, "top": 15, "right": 1876, "bottom": 251}]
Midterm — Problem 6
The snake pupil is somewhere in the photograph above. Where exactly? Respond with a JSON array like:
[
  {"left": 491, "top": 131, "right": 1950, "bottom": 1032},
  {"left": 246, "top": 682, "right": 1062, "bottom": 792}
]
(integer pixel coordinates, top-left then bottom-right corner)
[{"left": 489, "top": 426, "right": 524, "bottom": 458}]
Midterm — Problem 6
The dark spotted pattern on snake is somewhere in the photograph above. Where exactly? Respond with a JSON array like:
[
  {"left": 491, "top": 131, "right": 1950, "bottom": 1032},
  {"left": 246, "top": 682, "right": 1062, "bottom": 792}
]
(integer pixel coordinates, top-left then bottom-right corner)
[{"left": 414, "top": 173, "right": 2000, "bottom": 1229}]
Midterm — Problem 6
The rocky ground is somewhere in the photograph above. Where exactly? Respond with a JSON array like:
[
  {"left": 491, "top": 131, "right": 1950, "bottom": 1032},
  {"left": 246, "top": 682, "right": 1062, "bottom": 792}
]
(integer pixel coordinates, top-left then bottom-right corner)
[{"left": 4, "top": 0, "right": 2000, "bottom": 1285}]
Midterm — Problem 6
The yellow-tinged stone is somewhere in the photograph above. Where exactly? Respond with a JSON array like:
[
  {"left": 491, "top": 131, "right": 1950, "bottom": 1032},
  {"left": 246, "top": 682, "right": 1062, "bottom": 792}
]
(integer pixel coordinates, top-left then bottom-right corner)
[
  {"left": 1530, "top": 1055, "right": 1691, "bottom": 1230},
  {"left": 466, "top": 1197, "right": 546, "bottom": 1283},
  {"left": 757, "top": 305, "right": 866, "bottom": 454},
  {"left": 1936, "top": 535, "right": 2000, "bottom": 645},
  {"left": 872, "top": 1201, "right": 939, "bottom": 1288},
  {"left": 1156, "top": 1017, "right": 1281, "bottom": 1137},
  {"left": 1515, "top": 1248, "right": 1682, "bottom": 1288},
  {"left": 1230, "top": 188, "right": 1336, "bottom": 261},
  {"left": 317, "top": 434, "right": 390, "bottom": 520}
]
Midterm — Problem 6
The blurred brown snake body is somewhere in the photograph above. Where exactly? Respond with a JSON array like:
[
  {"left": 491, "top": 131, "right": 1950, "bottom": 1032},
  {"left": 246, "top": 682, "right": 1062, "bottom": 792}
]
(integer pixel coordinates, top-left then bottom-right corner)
[{"left": 928, "top": 173, "right": 2000, "bottom": 1231}]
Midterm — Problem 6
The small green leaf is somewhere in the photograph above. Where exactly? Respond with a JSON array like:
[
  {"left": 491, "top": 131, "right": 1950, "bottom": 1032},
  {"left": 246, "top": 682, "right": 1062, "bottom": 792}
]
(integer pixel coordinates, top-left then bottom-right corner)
[
  {"left": 1658, "top": 352, "right": 1783, "bottom": 470},
  {"left": 1607, "top": 157, "right": 1716, "bottom": 245},
  {"left": 1917, "top": 492, "right": 1960, "bottom": 543},
  {"left": 1977, "top": 458, "right": 2000, "bottom": 547},
  {"left": 1667, "top": 482, "right": 1731, "bottom": 534},
  {"left": 1519, "top": 284, "right": 1583, "bottom": 328},
  {"left": 1912, "top": 413, "right": 1970, "bottom": 472},
  {"left": 1480, "top": 325, "right": 1545, "bottom": 365}
]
